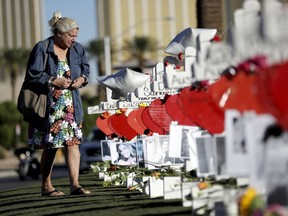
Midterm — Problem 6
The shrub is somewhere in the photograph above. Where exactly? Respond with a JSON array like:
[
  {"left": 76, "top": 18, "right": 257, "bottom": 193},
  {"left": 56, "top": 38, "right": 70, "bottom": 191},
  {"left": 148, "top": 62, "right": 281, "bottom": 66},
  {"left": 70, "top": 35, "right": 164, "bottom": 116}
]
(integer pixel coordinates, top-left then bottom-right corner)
[
  {"left": 0, "top": 101, "right": 25, "bottom": 149},
  {"left": 0, "top": 145, "right": 6, "bottom": 159},
  {"left": 81, "top": 93, "right": 100, "bottom": 137}
]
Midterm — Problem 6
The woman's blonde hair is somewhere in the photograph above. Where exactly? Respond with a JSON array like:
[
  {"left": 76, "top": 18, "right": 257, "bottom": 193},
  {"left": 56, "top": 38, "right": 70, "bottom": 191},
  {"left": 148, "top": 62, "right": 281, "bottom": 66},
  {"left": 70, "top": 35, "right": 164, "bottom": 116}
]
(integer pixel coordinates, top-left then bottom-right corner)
[{"left": 48, "top": 11, "right": 79, "bottom": 35}]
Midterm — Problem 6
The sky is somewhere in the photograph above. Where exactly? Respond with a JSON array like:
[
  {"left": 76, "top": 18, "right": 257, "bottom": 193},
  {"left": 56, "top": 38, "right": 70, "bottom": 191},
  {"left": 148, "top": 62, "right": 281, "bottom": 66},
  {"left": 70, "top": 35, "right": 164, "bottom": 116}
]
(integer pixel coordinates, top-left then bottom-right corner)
[
  {"left": 44, "top": 0, "right": 97, "bottom": 45},
  {"left": 44, "top": 0, "right": 98, "bottom": 81}
]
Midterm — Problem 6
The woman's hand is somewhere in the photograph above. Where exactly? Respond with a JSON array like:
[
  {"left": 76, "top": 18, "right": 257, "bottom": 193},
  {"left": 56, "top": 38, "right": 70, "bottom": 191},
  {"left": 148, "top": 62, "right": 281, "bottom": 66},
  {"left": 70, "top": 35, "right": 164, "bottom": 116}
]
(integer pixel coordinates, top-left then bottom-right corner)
[
  {"left": 53, "top": 77, "right": 72, "bottom": 89},
  {"left": 70, "top": 77, "right": 85, "bottom": 89}
]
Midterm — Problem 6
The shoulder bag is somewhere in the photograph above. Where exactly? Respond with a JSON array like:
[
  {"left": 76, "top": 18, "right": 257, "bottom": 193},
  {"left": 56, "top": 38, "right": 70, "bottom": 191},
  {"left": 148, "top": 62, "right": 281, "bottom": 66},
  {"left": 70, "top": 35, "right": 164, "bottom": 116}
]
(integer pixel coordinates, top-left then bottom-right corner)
[{"left": 17, "top": 41, "right": 49, "bottom": 121}]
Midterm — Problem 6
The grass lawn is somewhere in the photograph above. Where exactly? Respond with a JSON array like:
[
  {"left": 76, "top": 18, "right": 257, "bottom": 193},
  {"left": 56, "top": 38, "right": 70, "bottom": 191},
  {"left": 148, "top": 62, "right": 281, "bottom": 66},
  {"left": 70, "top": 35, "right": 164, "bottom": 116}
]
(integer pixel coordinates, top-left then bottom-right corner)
[{"left": 0, "top": 172, "right": 192, "bottom": 216}]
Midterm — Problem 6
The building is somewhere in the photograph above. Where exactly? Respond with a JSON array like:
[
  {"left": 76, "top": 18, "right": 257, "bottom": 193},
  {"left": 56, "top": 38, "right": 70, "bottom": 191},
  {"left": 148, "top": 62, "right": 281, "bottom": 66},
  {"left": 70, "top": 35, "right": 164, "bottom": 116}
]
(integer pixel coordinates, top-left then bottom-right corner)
[
  {"left": 0, "top": 0, "right": 44, "bottom": 102},
  {"left": 0, "top": 0, "right": 44, "bottom": 49},
  {"left": 96, "top": 0, "right": 198, "bottom": 74},
  {"left": 197, "top": 0, "right": 242, "bottom": 40}
]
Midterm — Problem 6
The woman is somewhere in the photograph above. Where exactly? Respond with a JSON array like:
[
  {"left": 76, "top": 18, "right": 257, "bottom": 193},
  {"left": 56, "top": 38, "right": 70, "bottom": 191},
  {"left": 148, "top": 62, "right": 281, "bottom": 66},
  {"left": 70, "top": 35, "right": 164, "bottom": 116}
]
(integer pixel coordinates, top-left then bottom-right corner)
[
  {"left": 24, "top": 11, "right": 90, "bottom": 196},
  {"left": 115, "top": 143, "right": 137, "bottom": 165}
]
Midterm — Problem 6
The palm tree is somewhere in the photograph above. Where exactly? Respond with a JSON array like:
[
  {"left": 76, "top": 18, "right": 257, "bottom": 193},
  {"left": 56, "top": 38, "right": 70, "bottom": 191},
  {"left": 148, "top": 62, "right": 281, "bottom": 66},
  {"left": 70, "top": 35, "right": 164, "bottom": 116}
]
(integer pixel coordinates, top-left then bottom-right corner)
[
  {"left": 0, "top": 48, "right": 30, "bottom": 102},
  {"left": 86, "top": 39, "right": 106, "bottom": 102},
  {"left": 122, "top": 36, "right": 159, "bottom": 71}
]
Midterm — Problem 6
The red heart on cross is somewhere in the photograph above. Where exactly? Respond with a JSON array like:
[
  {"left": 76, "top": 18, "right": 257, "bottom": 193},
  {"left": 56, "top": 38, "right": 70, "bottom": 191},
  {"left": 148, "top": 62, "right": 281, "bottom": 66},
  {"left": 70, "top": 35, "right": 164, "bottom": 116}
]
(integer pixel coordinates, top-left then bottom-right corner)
[
  {"left": 127, "top": 109, "right": 147, "bottom": 135},
  {"left": 141, "top": 106, "right": 166, "bottom": 135},
  {"left": 178, "top": 87, "right": 224, "bottom": 134},
  {"left": 108, "top": 113, "right": 138, "bottom": 141},
  {"left": 135, "top": 106, "right": 151, "bottom": 133},
  {"left": 256, "top": 61, "right": 288, "bottom": 129},
  {"left": 224, "top": 71, "right": 267, "bottom": 113},
  {"left": 165, "top": 94, "right": 196, "bottom": 126},
  {"left": 207, "top": 75, "right": 230, "bottom": 113},
  {"left": 148, "top": 97, "right": 174, "bottom": 132},
  {"left": 96, "top": 114, "right": 114, "bottom": 136}
]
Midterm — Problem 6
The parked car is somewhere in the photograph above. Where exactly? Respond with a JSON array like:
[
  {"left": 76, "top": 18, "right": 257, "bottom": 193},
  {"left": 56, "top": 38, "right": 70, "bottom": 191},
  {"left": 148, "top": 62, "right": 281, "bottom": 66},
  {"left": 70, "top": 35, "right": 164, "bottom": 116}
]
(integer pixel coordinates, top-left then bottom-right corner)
[{"left": 79, "top": 127, "right": 106, "bottom": 173}]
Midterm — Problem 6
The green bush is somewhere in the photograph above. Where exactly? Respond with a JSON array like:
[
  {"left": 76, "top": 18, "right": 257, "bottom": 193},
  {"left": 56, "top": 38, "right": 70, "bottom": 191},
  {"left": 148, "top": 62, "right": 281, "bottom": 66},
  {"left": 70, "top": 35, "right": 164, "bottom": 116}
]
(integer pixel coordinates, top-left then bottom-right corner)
[
  {"left": 81, "top": 93, "right": 100, "bottom": 137},
  {"left": 0, "top": 145, "right": 6, "bottom": 159},
  {"left": 0, "top": 101, "right": 25, "bottom": 149}
]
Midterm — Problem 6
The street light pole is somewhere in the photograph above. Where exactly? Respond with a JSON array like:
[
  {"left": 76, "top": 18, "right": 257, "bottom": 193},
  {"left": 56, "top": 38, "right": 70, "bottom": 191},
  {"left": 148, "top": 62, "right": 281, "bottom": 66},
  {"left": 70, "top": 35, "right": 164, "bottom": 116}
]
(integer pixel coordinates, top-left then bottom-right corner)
[{"left": 104, "top": 36, "right": 112, "bottom": 75}]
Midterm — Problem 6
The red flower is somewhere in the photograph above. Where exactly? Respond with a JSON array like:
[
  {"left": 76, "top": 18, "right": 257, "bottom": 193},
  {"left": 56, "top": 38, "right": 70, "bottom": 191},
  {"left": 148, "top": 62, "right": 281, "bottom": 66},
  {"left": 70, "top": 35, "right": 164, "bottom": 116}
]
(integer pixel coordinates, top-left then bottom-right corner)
[
  {"left": 212, "top": 35, "right": 221, "bottom": 42},
  {"left": 101, "top": 111, "right": 110, "bottom": 119},
  {"left": 178, "top": 52, "right": 183, "bottom": 60}
]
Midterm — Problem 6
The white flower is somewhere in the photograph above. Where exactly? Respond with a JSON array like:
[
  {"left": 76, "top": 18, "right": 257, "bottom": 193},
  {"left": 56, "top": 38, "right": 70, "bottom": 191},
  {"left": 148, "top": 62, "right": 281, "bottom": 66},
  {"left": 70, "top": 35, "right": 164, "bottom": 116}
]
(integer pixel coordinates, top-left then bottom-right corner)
[
  {"left": 64, "top": 132, "right": 73, "bottom": 141},
  {"left": 49, "top": 115, "right": 55, "bottom": 124},
  {"left": 71, "top": 122, "right": 77, "bottom": 129},
  {"left": 65, "top": 98, "right": 73, "bottom": 106},
  {"left": 55, "top": 109, "right": 64, "bottom": 118},
  {"left": 90, "top": 164, "right": 100, "bottom": 172},
  {"left": 62, "top": 89, "right": 68, "bottom": 94},
  {"left": 60, "top": 121, "right": 68, "bottom": 129},
  {"left": 48, "top": 134, "right": 54, "bottom": 143},
  {"left": 75, "top": 128, "right": 83, "bottom": 139},
  {"left": 54, "top": 11, "right": 62, "bottom": 19},
  {"left": 64, "top": 64, "right": 70, "bottom": 71}
]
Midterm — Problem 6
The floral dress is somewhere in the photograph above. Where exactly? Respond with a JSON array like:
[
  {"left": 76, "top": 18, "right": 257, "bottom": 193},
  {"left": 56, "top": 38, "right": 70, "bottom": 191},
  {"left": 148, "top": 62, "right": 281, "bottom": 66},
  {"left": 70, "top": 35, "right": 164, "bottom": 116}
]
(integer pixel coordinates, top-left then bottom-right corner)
[{"left": 28, "top": 59, "right": 83, "bottom": 149}]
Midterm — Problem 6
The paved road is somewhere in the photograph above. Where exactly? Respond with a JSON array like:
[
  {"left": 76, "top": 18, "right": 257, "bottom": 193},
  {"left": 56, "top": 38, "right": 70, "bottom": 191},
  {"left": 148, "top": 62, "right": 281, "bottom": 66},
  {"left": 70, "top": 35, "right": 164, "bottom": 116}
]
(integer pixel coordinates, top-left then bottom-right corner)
[
  {"left": 0, "top": 165, "right": 69, "bottom": 191},
  {"left": 0, "top": 150, "right": 68, "bottom": 192},
  {"left": 0, "top": 170, "right": 40, "bottom": 191}
]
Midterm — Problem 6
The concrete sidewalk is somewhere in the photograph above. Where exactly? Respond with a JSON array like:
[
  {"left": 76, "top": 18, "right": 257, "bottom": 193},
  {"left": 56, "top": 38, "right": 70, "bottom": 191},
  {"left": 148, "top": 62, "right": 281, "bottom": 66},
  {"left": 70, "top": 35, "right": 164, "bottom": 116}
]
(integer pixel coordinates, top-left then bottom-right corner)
[
  {"left": 0, "top": 150, "right": 19, "bottom": 178},
  {"left": 0, "top": 150, "right": 18, "bottom": 171}
]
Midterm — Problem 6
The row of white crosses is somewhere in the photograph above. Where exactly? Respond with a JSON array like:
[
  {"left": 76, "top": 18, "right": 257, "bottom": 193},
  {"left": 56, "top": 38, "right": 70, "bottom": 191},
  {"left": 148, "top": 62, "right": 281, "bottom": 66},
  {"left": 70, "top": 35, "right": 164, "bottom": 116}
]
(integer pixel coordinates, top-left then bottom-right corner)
[
  {"left": 88, "top": 0, "right": 288, "bottom": 171},
  {"left": 87, "top": 27, "right": 219, "bottom": 115},
  {"left": 87, "top": 64, "right": 178, "bottom": 115},
  {"left": 91, "top": 0, "right": 288, "bottom": 213}
]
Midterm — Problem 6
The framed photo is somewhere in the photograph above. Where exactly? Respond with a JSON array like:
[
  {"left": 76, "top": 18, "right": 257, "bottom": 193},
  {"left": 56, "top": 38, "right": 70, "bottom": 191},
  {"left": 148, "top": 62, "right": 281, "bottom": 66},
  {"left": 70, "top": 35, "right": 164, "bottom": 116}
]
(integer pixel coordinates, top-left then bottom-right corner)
[
  {"left": 265, "top": 133, "right": 288, "bottom": 206},
  {"left": 145, "top": 134, "right": 176, "bottom": 169},
  {"left": 101, "top": 140, "right": 111, "bottom": 161},
  {"left": 136, "top": 139, "right": 144, "bottom": 165},
  {"left": 110, "top": 141, "right": 137, "bottom": 166},
  {"left": 142, "top": 136, "right": 155, "bottom": 169},
  {"left": 195, "top": 134, "right": 217, "bottom": 177},
  {"left": 154, "top": 134, "right": 177, "bottom": 166},
  {"left": 214, "top": 135, "right": 226, "bottom": 176},
  {"left": 185, "top": 130, "right": 203, "bottom": 171},
  {"left": 146, "top": 134, "right": 168, "bottom": 169},
  {"left": 169, "top": 124, "right": 200, "bottom": 158},
  {"left": 245, "top": 112, "right": 276, "bottom": 189},
  {"left": 225, "top": 109, "right": 249, "bottom": 175}
]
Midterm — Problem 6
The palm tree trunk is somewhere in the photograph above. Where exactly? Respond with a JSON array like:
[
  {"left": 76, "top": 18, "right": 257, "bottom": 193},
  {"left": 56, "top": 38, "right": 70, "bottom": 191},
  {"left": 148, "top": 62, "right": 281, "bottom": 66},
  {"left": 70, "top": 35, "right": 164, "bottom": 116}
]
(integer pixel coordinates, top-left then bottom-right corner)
[
  {"left": 10, "top": 69, "right": 17, "bottom": 103},
  {"left": 139, "top": 59, "right": 145, "bottom": 73},
  {"left": 97, "top": 60, "right": 106, "bottom": 102}
]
